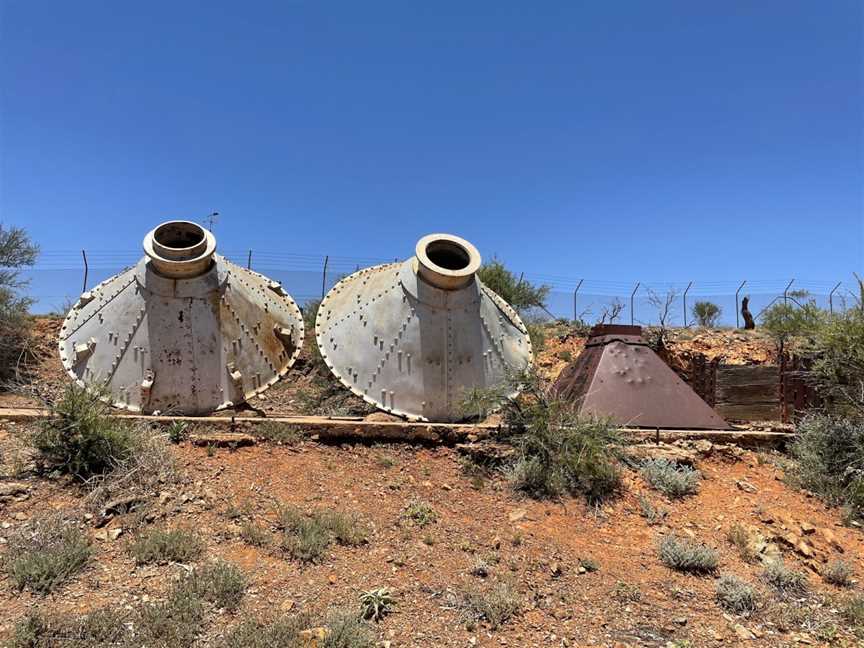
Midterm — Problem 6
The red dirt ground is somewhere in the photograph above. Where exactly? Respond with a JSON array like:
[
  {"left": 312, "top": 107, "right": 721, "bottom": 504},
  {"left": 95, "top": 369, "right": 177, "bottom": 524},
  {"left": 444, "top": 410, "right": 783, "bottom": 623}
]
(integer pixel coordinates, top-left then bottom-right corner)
[{"left": 1, "top": 422, "right": 861, "bottom": 647}]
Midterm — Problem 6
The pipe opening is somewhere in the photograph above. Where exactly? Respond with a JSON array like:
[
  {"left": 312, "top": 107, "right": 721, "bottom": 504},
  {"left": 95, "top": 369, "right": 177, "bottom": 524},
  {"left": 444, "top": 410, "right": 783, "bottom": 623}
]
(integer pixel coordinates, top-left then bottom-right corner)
[
  {"left": 154, "top": 222, "right": 206, "bottom": 251},
  {"left": 424, "top": 240, "right": 471, "bottom": 271},
  {"left": 414, "top": 233, "right": 481, "bottom": 291},
  {"left": 144, "top": 220, "right": 215, "bottom": 278}
]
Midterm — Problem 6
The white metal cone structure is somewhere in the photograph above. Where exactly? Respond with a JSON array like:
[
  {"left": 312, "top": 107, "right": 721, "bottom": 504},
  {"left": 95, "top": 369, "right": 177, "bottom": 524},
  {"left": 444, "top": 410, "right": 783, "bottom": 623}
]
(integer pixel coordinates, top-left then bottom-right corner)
[
  {"left": 58, "top": 221, "right": 304, "bottom": 415},
  {"left": 316, "top": 233, "right": 534, "bottom": 422}
]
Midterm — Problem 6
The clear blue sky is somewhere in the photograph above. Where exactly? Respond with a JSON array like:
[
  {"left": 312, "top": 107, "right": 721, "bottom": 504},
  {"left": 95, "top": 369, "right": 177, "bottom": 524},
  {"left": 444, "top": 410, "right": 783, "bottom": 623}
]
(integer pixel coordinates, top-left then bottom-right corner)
[{"left": 1, "top": 1, "right": 862, "bottom": 306}]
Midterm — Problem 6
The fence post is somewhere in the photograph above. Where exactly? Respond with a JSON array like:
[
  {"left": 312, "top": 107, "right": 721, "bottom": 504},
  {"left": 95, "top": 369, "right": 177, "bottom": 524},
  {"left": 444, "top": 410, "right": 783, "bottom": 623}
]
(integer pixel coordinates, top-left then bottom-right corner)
[
  {"left": 81, "top": 249, "right": 89, "bottom": 293},
  {"left": 630, "top": 282, "right": 640, "bottom": 326},
  {"left": 783, "top": 279, "right": 795, "bottom": 306},
  {"left": 321, "top": 255, "right": 329, "bottom": 300},
  {"left": 247, "top": 250, "right": 252, "bottom": 270},
  {"left": 573, "top": 279, "right": 583, "bottom": 321},
  {"left": 683, "top": 281, "right": 693, "bottom": 327},
  {"left": 735, "top": 280, "right": 747, "bottom": 328},
  {"left": 829, "top": 281, "right": 842, "bottom": 314}
]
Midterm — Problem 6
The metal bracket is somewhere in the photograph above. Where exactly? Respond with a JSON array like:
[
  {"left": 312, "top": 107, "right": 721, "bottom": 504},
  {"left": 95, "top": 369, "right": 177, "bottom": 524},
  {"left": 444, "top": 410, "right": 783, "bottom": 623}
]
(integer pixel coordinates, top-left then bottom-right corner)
[{"left": 73, "top": 338, "right": 97, "bottom": 363}]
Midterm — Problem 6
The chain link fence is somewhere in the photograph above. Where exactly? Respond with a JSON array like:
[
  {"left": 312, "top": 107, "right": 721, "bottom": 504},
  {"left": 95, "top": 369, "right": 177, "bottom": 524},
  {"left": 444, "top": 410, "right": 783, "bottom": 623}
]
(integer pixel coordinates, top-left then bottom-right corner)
[{"left": 24, "top": 249, "right": 860, "bottom": 327}]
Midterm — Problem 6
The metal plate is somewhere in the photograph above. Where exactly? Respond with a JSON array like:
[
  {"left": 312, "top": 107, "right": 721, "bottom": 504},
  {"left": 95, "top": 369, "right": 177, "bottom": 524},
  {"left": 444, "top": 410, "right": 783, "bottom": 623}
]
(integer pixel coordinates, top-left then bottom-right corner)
[
  {"left": 315, "top": 260, "right": 534, "bottom": 422},
  {"left": 553, "top": 325, "right": 730, "bottom": 430},
  {"left": 58, "top": 255, "right": 304, "bottom": 415}
]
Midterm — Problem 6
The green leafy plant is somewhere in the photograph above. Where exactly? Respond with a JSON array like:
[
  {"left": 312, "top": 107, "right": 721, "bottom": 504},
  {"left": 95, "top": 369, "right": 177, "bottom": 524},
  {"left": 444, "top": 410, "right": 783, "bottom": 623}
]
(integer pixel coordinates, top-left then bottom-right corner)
[
  {"left": 692, "top": 301, "right": 722, "bottom": 327},
  {"left": 498, "top": 369, "right": 623, "bottom": 502},
  {"left": 639, "top": 458, "right": 701, "bottom": 498},
  {"left": 715, "top": 574, "right": 758, "bottom": 614},
  {"left": 167, "top": 420, "right": 189, "bottom": 444},
  {"left": 359, "top": 587, "right": 395, "bottom": 621},
  {"left": 275, "top": 504, "right": 368, "bottom": 563},
  {"left": 476, "top": 259, "right": 550, "bottom": 312},
  {"left": 3, "top": 514, "right": 91, "bottom": 593},
  {"left": 658, "top": 534, "right": 718, "bottom": 574},
  {"left": 186, "top": 560, "right": 247, "bottom": 611},
  {"left": 762, "top": 560, "right": 808, "bottom": 596},
  {"left": 822, "top": 559, "right": 853, "bottom": 587},
  {"left": 0, "top": 223, "right": 39, "bottom": 382},
  {"left": 401, "top": 499, "right": 438, "bottom": 527},
  {"left": 130, "top": 527, "right": 203, "bottom": 565},
  {"left": 29, "top": 384, "right": 137, "bottom": 480},
  {"left": 788, "top": 414, "right": 864, "bottom": 519}
]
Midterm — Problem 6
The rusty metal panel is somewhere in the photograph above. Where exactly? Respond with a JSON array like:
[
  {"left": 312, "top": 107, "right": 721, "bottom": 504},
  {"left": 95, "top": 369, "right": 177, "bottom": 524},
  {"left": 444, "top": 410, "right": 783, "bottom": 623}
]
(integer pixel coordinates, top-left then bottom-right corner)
[
  {"left": 316, "top": 234, "right": 534, "bottom": 422},
  {"left": 58, "top": 221, "right": 304, "bottom": 415},
  {"left": 553, "top": 325, "right": 729, "bottom": 430}
]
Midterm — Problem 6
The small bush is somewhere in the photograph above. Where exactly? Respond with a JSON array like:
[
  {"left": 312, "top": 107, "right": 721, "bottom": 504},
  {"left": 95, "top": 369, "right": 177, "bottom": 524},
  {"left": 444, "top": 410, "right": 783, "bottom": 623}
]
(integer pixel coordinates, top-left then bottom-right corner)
[
  {"left": 658, "top": 535, "right": 718, "bottom": 574},
  {"left": 463, "top": 581, "right": 521, "bottom": 629},
  {"left": 136, "top": 583, "right": 205, "bottom": 647},
  {"left": 3, "top": 514, "right": 91, "bottom": 593},
  {"left": 255, "top": 421, "right": 303, "bottom": 445},
  {"left": 29, "top": 384, "right": 137, "bottom": 480},
  {"left": 0, "top": 223, "right": 39, "bottom": 383},
  {"left": 166, "top": 420, "right": 189, "bottom": 444},
  {"left": 692, "top": 301, "right": 722, "bottom": 328},
  {"left": 131, "top": 527, "right": 203, "bottom": 565},
  {"left": 639, "top": 459, "right": 700, "bottom": 498},
  {"left": 715, "top": 574, "right": 758, "bottom": 614},
  {"left": 822, "top": 559, "right": 853, "bottom": 587},
  {"left": 762, "top": 560, "right": 808, "bottom": 595},
  {"left": 10, "top": 607, "right": 127, "bottom": 648},
  {"left": 637, "top": 494, "right": 668, "bottom": 524},
  {"left": 240, "top": 521, "right": 272, "bottom": 547},
  {"left": 842, "top": 594, "right": 864, "bottom": 629},
  {"left": 789, "top": 414, "right": 864, "bottom": 518},
  {"left": 359, "top": 587, "right": 395, "bottom": 621},
  {"left": 187, "top": 560, "right": 247, "bottom": 611},
  {"left": 476, "top": 259, "right": 550, "bottom": 312},
  {"left": 276, "top": 504, "right": 368, "bottom": 563},
  {"left": 401, "top": 499, "right": 438, "bottom": 527},
  {"left": 726, "top": 523, "right": 757, "bottom": 563},
  {"left": 500, "top": 370, "right": 623, "bottom": 502}
]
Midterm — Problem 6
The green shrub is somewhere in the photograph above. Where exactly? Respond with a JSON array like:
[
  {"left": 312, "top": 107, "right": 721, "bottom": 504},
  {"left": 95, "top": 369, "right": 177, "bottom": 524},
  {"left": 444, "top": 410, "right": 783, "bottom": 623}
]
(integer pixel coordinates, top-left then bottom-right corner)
[
  {"left": 762, "top": 560, "right": 808, "bottom": 595},
  {"left": 10, "top": 607, "right": 127, "bottom": 648},
  {"left": 499, "top": 370, "right": 622, "bottom": 502},
  {"left": 639, "top": 459, "right": 700, "bottom": 498},
  {"left": 131, "top": 527, "right": 203, "bottom": 565},
  {"left": 275, "top": 504, "right": 367, "bottom": 563},
  {"left": 476, "top": 259, "right": 550, "bottom": 312},
  {"left": 658, "top": 535, "right": 718, "bottom": 574},
  {"left": 842, "top": 594, "right": 864, "bottom": 629},
  {"left": 637, "top": 494, "right": 668, "bottom": 524},
  {"left": 187, "top": 560, "right": 247, "bottom": 611},
  {"left": 822, "top": 559, "right": 853, "bottom": 587},
  {"left": 760, "top": 300, "right": 825, "bottom": 351},
  {"left": 401, "top": 499, "right": 438, "bottom": 527},
  {"left": 715, "top": 574, "right": 758, "bottom": 614},
  {"left": 692, "top": 301, "right": 722, "bottom": 328},
  {"left": 255, "top": 421, "right": 303, "bottom": 445},
  {"left": 359, "top": 587, "right": 395, "bottom": 621},
  {"left": 463, "top": 581, "right": 521, "bottom": 629},
  {"left": 3, "top": 514, "right": 91, "bottom": 593},
  {"left": 29, "top": 384, "right": 137, "bottom": 480},
  {"left": 0, "top": 223, "right": 39, "bottom": 383},
  {"left": 167, "top": 420, "right": 189, "bottom": 444},
  {"left": 788, "top": 414, "right": 864, "bottom": 518},
  {"left": 810, "top": 308, "right": 864, "bottom": 416},
  {"left": 136, "top": 582, "right": 206, "bottom": 647},
  {"left": 240, "top": 521, "right": 272, "bottom": 547}
]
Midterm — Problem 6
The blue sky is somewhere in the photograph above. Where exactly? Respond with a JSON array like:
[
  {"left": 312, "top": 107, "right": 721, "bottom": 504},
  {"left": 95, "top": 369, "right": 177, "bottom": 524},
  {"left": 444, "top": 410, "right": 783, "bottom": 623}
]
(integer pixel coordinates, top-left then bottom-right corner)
[{"left": 1, "top": 1, "right": 862, "bottom": 315}]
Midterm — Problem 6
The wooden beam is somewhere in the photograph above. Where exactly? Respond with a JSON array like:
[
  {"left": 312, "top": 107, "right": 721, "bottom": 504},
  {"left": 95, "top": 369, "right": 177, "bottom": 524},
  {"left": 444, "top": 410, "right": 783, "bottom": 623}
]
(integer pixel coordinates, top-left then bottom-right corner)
[{"left": 0, "top": 407, "right": 793, "bottom": 447}]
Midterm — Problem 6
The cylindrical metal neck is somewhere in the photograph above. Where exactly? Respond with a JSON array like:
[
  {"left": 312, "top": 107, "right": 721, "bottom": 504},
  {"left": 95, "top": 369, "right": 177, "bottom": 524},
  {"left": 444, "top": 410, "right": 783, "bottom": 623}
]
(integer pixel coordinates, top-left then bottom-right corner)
[
  {"left": 143, "top": 221, "right": 216, "bottom": 278},
  {"left": 414, "top": 233, "right": 482, "bottom": 290}
]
